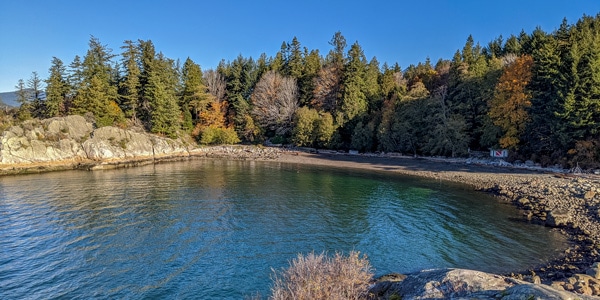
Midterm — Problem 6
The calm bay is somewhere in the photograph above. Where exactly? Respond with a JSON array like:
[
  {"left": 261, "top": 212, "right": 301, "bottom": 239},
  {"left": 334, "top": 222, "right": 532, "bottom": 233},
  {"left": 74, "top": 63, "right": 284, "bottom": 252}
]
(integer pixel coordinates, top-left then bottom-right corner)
[{"left": 0, "top": 159, "right": 566, "bottom": 299}]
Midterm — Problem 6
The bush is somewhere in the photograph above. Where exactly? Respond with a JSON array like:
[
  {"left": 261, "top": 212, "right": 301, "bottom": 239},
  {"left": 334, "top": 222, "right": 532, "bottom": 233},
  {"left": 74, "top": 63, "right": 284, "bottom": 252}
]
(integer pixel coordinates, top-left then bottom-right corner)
[
  {"left": 199, "top": 126, "right": 240, "bottom": 145},
  {"left": 269, "top": 251, "right": 373, "bottom": 300}
]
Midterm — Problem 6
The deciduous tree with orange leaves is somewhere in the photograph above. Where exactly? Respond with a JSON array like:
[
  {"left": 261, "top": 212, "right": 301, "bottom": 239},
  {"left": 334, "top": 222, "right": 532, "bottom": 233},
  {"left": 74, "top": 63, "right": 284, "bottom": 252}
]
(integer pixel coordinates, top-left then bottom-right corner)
[{"left": 488, "top": 55, "right": 534, "bottom": 150}]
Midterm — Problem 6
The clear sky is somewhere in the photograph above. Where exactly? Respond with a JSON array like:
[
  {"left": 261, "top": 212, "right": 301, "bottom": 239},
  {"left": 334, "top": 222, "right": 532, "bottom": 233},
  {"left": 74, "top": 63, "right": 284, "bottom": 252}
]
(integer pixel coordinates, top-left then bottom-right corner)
[{"left": 1, "top": 0, "right": 599, "bottom": 93}]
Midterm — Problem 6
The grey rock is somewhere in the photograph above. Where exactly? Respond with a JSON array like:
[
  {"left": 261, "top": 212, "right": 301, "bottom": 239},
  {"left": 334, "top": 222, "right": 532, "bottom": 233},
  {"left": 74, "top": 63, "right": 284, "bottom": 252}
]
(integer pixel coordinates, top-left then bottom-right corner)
[
  {"left": 0, "top": 115, "right": 189, "bottom": 164},
  {"left": 369, "top": 269, "right": 598, "bottom": 300},
  {"left": 586, "top": 262, "right": 600, "bottom": 279},
  {"left": 546, "top": 209, "right": 572, "bottom": 227}
]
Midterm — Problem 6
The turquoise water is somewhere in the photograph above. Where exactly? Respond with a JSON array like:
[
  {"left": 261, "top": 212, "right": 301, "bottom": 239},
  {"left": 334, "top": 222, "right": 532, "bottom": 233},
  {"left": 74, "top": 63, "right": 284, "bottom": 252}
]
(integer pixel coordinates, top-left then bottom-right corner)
[{"left": 0, "top": 159, "right": 566, "bottom": 299}]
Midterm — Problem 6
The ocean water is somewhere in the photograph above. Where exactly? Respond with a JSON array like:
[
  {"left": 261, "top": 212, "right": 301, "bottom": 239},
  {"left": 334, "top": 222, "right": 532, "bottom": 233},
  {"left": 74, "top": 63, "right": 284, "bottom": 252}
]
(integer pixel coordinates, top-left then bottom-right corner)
[{"left": 0, "top": 159, "right": 566, "bottom": 299}]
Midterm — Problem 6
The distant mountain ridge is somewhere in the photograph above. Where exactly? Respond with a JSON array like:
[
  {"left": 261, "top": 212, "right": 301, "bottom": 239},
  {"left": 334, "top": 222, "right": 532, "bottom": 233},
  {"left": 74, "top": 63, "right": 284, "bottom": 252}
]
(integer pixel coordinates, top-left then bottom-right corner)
[{"left": 0, "top": 91, "right": 19, "bottom": 107}]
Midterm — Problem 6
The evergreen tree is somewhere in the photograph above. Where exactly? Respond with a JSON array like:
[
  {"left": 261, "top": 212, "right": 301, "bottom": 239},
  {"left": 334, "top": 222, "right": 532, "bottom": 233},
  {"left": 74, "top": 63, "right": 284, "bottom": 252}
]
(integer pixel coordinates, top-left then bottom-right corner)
[
  {"left": 339, "top": 42, "right": 368, "bottom": 125},
  {"left": 526, "top": 30, "right": 566, "bottom": 155},
  {"left": 503, "top": 34, "right": 522, "bottom": 55},
  {"left": 67, "top": 55, "right": 84, "bottom": 98},
  {"left": 364, "top": 57, "right": 381, "bottom": 110},
  {"left": 181, "top": 57, "right": 212, "bottom": 131},
  {"left": 45, "top": 57, "right": 68, "bottom": 117},
  {"left": 562, "top": 27, "right": 600, "bottom": 140},
  {"left": 119, "top": 40, "right": 141, "bottom": 120},
  {"left": 72, "top": 36, "right": 121, "bottom": 126},
  {"left": 15, "top": 79, "right": 32, "bottom": 120},
  {"left": 298, "top": 48, "right": 321, "bottom": 106},
  {"left": 27, "top": 71, "right": 45, "bottom": 118},
  {"left": 146, "top": 53, "right": 181, "bottom": 137},
  {"left": 282, "top": 37, "right": 304, "bottom": 79},
  {"left": 138, "top": 39, "right": 157, "bottom": 125}
]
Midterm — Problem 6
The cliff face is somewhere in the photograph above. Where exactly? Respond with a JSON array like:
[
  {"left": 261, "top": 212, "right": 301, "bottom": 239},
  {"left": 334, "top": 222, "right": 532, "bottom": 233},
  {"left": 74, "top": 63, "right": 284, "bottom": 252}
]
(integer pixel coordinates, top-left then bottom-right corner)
[{"left": 0, "top": 115, "right": 190, "bottom": 164}]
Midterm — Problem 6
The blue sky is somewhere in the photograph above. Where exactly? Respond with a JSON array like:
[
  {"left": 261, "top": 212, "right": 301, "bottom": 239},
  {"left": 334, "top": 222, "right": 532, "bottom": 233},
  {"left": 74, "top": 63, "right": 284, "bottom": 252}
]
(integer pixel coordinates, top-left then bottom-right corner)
[{"left": 1, "top": 0, "right": 599, "bottom": 93}]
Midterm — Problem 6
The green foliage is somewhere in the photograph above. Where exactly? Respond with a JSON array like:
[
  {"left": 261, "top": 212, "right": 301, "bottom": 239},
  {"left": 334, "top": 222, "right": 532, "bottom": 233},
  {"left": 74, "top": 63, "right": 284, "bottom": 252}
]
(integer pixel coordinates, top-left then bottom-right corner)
[
  {"left": 146, "top": 54, "right": 181, "bottom": 137},
  {"left": 181, "top": 57, "right": 213, "bottom": 124},
  {"left": 340, "top": 42, "right": 368, "bottom": 125},
  {"left": 11, "top": 17, "right": 600, "bottom": 165},
  {"left": 292, "top": 106, "right": 319, "bottom": 146},
  {"left": 199, "top": 126, "right": 240, "bottom": 145},
  {"left": 45, "top": 57, "right": 68, "bottom": 117},
  {"left": 350, "top": 121, "right": 375, "bottom": 152},
  {"left": 292, "top": 106, "right": 336, "bottom": 148},
  {"left": 119, "top": 40, "right": 141, "bottom": 120}
]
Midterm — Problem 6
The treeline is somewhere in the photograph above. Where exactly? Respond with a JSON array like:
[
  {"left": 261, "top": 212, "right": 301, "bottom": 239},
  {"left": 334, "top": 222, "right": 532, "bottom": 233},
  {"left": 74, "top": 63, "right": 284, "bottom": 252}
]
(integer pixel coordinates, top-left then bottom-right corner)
[{"left": 7, "top": 14, "right": 600, "bottom": 167}]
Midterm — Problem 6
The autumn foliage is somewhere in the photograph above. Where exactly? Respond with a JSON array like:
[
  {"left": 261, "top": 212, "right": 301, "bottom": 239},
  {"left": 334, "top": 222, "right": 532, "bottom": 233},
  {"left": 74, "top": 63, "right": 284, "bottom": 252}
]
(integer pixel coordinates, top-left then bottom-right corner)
[
  {"left": 488, "top": 55, "right": 534, "bottom": 150},
  {"left": 192, "top": 100, "right": 240, "bottom": 145}
]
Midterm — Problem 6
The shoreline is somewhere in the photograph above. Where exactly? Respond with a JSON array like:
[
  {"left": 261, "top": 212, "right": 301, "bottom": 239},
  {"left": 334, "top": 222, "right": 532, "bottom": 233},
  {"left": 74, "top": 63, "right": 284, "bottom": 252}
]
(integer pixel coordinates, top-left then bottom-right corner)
[{"left": 1, "top": 146, "right": 600, "bottom": 295}]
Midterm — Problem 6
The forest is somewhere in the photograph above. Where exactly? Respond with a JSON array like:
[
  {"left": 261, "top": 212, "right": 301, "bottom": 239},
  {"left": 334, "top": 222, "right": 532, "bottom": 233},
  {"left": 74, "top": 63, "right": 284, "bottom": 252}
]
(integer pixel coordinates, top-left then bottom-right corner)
[{"left": 3, "top": 14, "right": 600, "bottom": 168}]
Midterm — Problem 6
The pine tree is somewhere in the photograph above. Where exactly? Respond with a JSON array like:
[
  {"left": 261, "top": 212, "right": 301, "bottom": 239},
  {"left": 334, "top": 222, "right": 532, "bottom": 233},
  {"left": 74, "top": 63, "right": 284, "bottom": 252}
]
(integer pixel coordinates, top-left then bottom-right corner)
[
  {"left": 45, "top": 57, "right": 68, "bottom": 117},
  {"left": 138, "top": 39, "right": 156, "bottom": 125},
  {"left": 181, "top": 57, "right": 212, "bottom": 131},
  {"left": 146, "top": 53, "right": 181, "bottom": 137},
  {"left": 67, "top": 55, "right": 84, "bottom": 98},
  {"left": 15, "top": 79, "right": 32, "bottom": 120},
  {"left": 339, "top": 42, "right": 368, "bottom": 125},
  {"left": 526, "top": 31, "right": 567, "bottom": 154},
  {"left": 27, "top": 71, "right": 45, "bottom": 118},
  {"left": 72, "top": 36, "right": 121, "bottom": 126},
  {"left": 562, "top": 27, "right": 600, "bottom": 140},
  {"left": 364, "top": 57, "right": 381, "bottom": 110},
  {"left": 299, "top": 48, "right": 322, "bottom": 106},
  {"left": 503, "top": 34, "right": 522, "bottom": 55},
  {"left": 282, "top": 37, "right": 304, "bottom": 79},
  {"left": 119, "top": 40, "right": 141, "bottom": 120}
]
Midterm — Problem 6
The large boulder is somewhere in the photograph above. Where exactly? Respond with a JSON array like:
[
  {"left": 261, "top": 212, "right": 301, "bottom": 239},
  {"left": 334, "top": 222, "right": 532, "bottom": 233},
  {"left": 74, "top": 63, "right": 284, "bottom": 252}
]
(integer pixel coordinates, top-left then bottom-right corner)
[
  {"left": 0, "top": 115, "right": 190, "bottom": 164},
  {"left": 0, "top": 116, "right": 92, "bottom": 164},
  {"left": 369, "top": 268, "right": 599, "bottom": 299}
]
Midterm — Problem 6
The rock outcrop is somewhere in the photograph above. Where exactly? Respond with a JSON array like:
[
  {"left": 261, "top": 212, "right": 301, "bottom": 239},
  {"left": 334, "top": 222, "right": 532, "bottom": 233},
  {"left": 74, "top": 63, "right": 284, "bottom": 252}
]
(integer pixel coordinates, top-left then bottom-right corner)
[
  {"left": 369, "top": 268, "right": 600, "bottom": 299},
  {"left": 0, "top": 115, "right": 190, "bottom": 165}
]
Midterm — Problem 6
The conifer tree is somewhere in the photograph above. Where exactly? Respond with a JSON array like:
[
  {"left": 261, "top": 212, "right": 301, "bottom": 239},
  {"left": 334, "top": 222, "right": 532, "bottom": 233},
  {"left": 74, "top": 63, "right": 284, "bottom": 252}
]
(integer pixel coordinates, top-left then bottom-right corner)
[
  {"left": 45, "top": 57, "right": 68, "bottom": 117},
  {"left": 181, "top": 57, "right": 212, "bottom": 131},
  {"left": 282, "top": 37, "right": 304, "bottom": 79},
  {"left": 146, "top": 53, "right": 181, "bottom": 137},
  {"left": 27, "top": 71, "right": 45, "bottom": 118},
  {"left": 339, "top": 42, "right": 368, "bottom": 125},
  {"left": 299, "top": 48, "right": 321, "bottom": 106},
  {"left": 364, "top": 57, "right": 382, "bottom": 110},
  {"left": 15, "top": 79, "right": 32, "bottom": 120},
  {"left": 67, "top": 55, "right": 84, "bottom": 98},
  {"left": 137, "top": 39, "right": 156, "bottom": 126},
  {"left": 119, "top": 40, "right": 141, "bottom": 120},
  {"left": 526, "top": 31, "right": 566, "bottom": 154},
  {"left": 71, "top": 36, "right": 121, "bottom": 126}
]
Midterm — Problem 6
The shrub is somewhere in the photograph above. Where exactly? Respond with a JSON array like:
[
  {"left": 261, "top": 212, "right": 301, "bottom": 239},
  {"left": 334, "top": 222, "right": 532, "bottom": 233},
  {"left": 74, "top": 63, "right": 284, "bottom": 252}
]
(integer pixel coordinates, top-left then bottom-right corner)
[
  {"left": 199, "top": 126, "right": 240, "bottom": 145},
  {"left": 269, "top": 251, "right": 373, "bottom": 300}
]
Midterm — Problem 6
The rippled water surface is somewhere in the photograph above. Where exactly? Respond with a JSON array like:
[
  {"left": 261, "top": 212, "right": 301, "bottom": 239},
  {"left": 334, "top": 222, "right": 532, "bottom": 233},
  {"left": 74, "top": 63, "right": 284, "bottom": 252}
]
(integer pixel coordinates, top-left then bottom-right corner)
[{"left": 0, "top": 159, "right": 566, "bottom": 299}]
